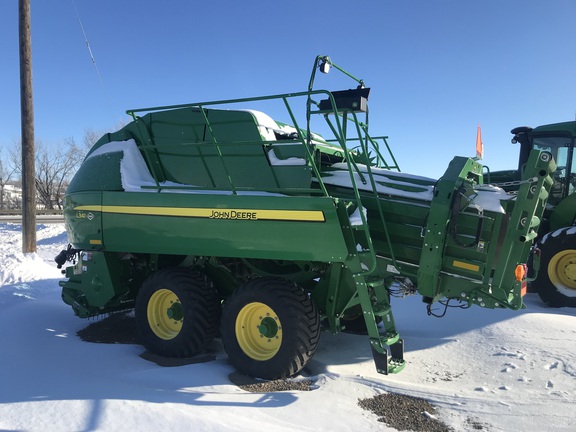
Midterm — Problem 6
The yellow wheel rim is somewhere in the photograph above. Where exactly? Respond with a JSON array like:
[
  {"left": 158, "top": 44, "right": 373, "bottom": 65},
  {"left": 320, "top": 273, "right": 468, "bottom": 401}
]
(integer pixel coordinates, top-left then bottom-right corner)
[
  {"left": 548, "top": 249, "right": 576, "bottom": 292},
  {"left": 235, "top": 302, "right": 282, "bottom": 361},
  {"left": 147, "top": 289, "right": 184, "bottom": 340}
]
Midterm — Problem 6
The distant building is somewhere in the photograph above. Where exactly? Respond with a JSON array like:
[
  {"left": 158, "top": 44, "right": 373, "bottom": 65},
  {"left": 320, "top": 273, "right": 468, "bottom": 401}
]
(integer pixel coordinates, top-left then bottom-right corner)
[{"left": 0, "top": 183, "right": 22, "bottom": 209}]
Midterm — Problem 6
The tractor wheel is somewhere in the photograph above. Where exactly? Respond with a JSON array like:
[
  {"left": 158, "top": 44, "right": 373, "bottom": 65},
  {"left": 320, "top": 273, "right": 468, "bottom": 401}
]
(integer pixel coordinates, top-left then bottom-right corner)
[
  {"left": 135, "top": 267, "right": 221, "bottom": 357},
  {"left": 534, "top": 227, "right": 576, "bottom": 308},
  {"left": 220, "top": 277, "right": 320, "bottom": 379}
]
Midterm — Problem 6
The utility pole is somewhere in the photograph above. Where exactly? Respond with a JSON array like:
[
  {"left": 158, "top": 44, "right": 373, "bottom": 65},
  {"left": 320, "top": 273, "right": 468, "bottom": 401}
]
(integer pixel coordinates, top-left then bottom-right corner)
[{"left": 19, "top": 0, "right": 36, "bottom": 253}]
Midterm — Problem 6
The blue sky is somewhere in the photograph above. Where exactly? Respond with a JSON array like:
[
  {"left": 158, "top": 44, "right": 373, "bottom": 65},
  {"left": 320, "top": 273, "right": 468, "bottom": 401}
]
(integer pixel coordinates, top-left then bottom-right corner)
[{"left": 1, "top": 0, "right": 575, "bottom": 178}]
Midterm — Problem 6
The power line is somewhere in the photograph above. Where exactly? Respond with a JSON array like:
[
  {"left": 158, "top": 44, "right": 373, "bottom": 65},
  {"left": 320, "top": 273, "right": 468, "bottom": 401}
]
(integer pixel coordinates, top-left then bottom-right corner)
[
  {"left": 71, "top": 0, "right": 115, "bottom": 124},
  {"left": 71, "top": 0, "right": 105, "bottom": 87}
]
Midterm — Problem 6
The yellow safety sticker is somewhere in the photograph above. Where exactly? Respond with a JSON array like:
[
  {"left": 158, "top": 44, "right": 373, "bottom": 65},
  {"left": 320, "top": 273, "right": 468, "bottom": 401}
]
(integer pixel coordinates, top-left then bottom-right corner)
[{"left": 452, "top": 260, "right": 480, "bottom": 272}]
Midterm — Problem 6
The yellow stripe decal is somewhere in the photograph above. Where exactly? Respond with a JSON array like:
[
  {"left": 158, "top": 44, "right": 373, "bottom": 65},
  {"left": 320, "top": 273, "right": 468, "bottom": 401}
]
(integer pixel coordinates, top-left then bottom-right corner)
[
  {"left": 452, "top": 260, "right": 480, "bottom": 272},
  {"left": 89, "top": 239, "right": 102, "bottom": 245},
  {"left": 74, "top": 205, "right": 325, "bottom": 222}
]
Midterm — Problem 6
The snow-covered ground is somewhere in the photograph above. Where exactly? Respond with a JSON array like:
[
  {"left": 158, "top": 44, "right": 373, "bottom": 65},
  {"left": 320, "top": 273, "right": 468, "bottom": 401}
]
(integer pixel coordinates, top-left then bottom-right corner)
[{"left": 1, "top": 223, "right": 575, "bottom": 431}]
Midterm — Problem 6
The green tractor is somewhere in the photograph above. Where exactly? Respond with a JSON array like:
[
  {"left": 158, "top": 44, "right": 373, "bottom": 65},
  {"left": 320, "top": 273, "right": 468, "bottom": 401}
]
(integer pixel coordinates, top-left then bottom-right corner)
[
  {"left": 487, "top": 123, "right": 576, "bottom": 307},
  {"left": 55, "top": 56, "right": 555, "bottom": 379}
]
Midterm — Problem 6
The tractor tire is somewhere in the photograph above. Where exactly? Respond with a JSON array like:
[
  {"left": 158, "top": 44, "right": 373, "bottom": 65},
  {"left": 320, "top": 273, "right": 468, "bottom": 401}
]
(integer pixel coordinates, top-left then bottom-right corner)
[
  {"left": 534, "top": 227, "right": 576, "bottom": 308},
  {"left": 220, "top": 277, "right": 320, "bottom": 379},
  {"left": 135, "top": 267, "right": 221, "bottom": 357}
]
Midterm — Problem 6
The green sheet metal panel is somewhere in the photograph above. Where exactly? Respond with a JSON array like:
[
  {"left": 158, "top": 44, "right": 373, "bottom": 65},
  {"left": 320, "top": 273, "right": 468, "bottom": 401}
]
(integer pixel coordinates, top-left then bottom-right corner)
[
  {"left": 67, "top": 152, "right": 124, "bottom": 194},
  {"left": 62, "top": 192, "right": 103, "bottom": 250},
  {"left": 71, "top": 191, "right": 350, "bottom": 262},
  {"left": 132, "top": 108, "right": 312, "bottom": 191},
  {"left": 143, "top": 108, "right": 260, "bottom": 187}
]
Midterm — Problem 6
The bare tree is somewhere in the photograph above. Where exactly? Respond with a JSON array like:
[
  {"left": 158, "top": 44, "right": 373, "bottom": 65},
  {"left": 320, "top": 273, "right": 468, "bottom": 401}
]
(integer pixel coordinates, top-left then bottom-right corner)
[
  {"left": 0, "top": 152, "right": 7, "bottom": 209},
  {"left": 0, "top": 148, "right": 18, "bottom": 210},
  {"left": 83, "top": 128, "right": 102, "bottom": 151},
  {"left": 8, "top": 127, "right": 107, "bottom": 210},
  {"left": 35, "top": 138, "right": 84, "bottom": 209},
  {"left": 11, "top": 138, "right": 84, "bottom": 209}
]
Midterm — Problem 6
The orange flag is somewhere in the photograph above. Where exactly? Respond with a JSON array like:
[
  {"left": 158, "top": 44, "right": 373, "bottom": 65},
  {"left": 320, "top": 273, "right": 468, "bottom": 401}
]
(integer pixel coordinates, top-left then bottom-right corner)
[{"left": 476, "top": 124, "right": 483, "bottom": 159}]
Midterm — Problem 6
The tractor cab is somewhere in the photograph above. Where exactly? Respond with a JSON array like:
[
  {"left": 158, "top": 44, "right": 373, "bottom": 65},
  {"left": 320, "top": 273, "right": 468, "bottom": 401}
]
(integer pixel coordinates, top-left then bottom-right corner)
[{"left": 511, "top": 122, "right": 576, "bottom": 204}]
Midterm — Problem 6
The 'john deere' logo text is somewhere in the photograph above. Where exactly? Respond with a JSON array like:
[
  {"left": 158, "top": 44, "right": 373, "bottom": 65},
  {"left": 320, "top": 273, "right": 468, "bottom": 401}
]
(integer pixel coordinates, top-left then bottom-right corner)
[{"left": 209, "top": 210, "right": 257, "bottom": 220}]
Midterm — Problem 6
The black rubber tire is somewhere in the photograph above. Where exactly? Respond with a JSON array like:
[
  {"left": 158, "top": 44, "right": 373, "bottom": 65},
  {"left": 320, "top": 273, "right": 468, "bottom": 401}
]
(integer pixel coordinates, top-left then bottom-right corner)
[
  {"left": 534, "top": 227, "right": 576, "bottom": 308},
  {"left": 135, "top": 267, "right": 221, "bottom": 357},
  {"left": 220, "top": 277, "right": 320, "bottom": 379}
]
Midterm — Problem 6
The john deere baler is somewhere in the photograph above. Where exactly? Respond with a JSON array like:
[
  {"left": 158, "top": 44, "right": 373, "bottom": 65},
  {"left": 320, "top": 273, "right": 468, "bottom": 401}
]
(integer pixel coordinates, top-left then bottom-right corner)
[{"left": 56, "top": 56, "right": 554, "bottom": 379}]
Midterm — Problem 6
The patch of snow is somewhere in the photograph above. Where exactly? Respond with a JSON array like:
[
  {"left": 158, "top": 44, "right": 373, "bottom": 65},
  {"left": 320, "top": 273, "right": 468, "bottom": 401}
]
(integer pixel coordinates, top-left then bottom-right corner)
[
  {"left": 331, "top": 162, "right": 436, "bottom": 184},
  {"left": 540, "top": 227, "right": 573, "bottom": 246},
  {"left": 242, "top": 109, "right": 278, "bottom": 141},
  {"left": 471, "top": 184, "right": 515, "bottom": 214},
  {"left": 349, "top": 206, "right": 367, "bottom": 226},
  {"left": 267, "top": 149, "right": 306, "bottom": 166},
  {"left": 86, "top": 139, "right": 182, "bottom": 192},
  {"left": 319, "top": 167, "right": 435, "bottom": 201}
]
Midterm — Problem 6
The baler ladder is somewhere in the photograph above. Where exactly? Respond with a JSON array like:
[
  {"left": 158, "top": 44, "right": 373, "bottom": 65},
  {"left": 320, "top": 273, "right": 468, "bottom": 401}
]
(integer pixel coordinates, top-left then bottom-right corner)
[{"left": 308, "top": 85, "right": 405, "bottom": 373}]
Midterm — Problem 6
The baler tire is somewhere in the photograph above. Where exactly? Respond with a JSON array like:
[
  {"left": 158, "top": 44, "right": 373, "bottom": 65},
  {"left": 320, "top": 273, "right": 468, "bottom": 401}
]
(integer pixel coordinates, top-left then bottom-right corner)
[
  {"left": 135, "top": 267, "right": 221, "bottom": 357},
  {"left": 534, "top": 228, "right": 576, "bottom": 308},
  {"left": 220, "top": 277, "right": 320, "bottom": 380}
]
